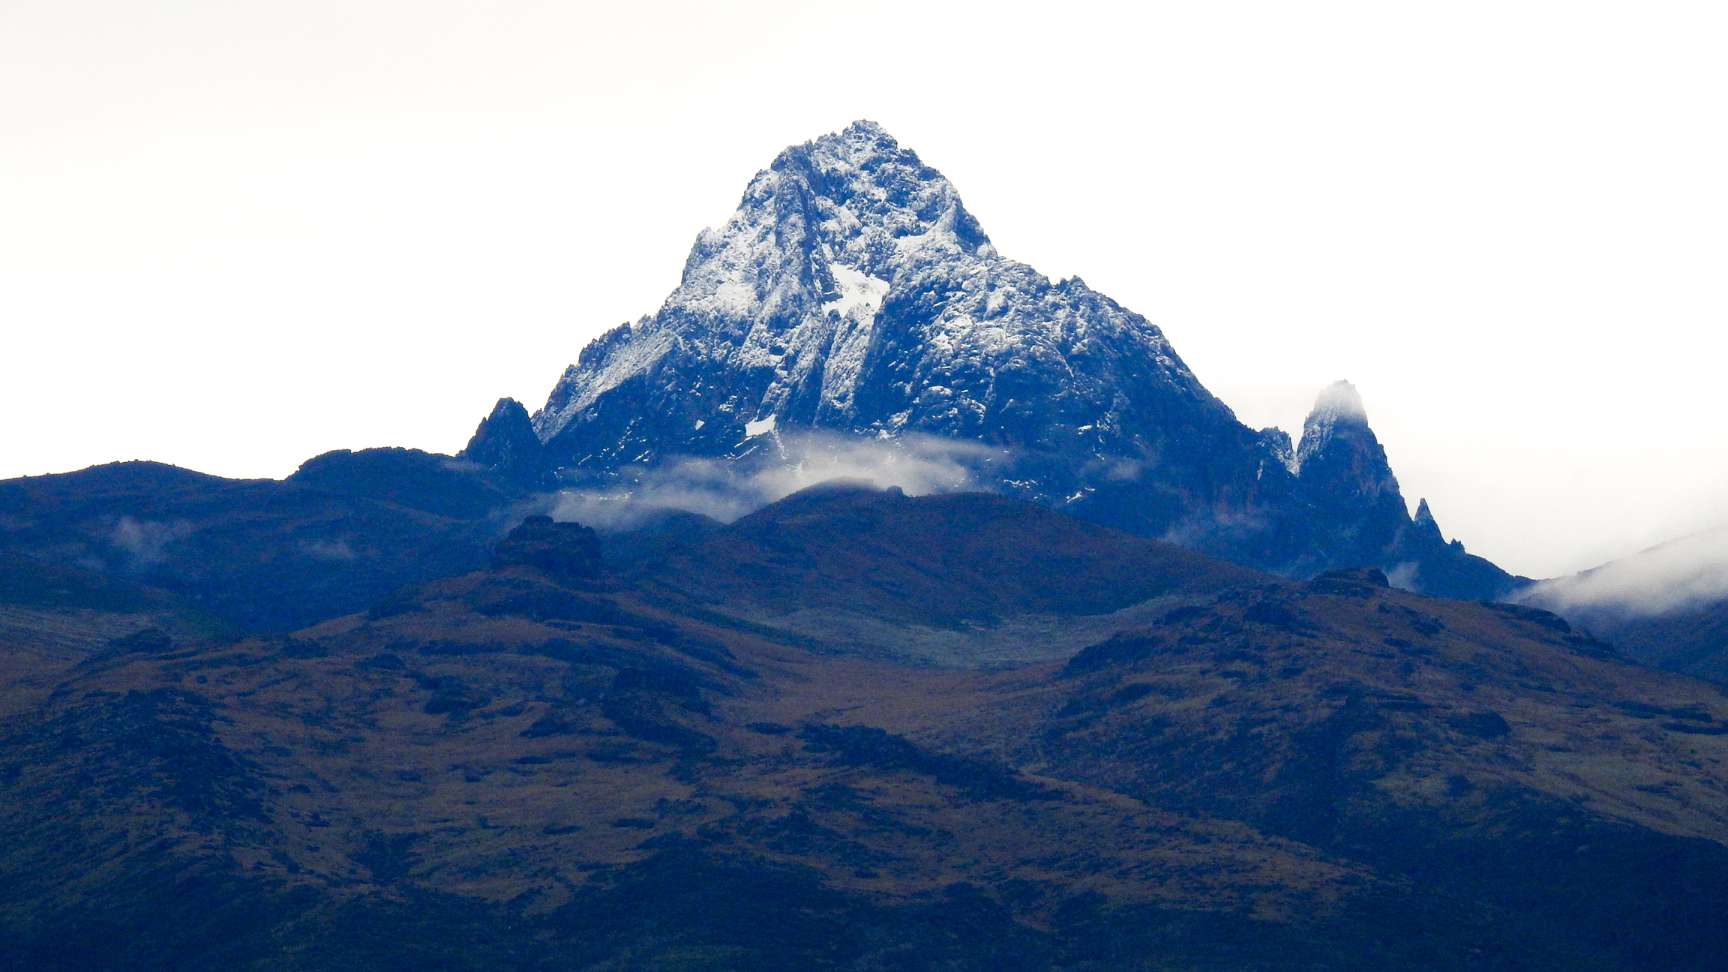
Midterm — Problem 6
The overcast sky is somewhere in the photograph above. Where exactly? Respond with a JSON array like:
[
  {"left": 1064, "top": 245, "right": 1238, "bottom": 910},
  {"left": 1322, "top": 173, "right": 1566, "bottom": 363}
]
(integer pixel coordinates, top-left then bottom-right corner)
[{"left": 3, "top": 0, "right": 1724, "bottom": 578}]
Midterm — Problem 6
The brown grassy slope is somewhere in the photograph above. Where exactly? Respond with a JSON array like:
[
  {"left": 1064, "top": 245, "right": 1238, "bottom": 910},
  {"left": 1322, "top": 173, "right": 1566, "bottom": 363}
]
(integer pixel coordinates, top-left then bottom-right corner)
[
  {"left": 1005, "top": 573, "right": 1728, "bottom": 842},
  {"left": 7, "top": 529, "right": 1728, "bottom": 966},
  {"left": 1577, "top": 598, "right": 1728, "bottom": 684},
  {"left": 0, "top": 552, "right": 225, "bottom": 717},
  {"left": 956, "top": 570, "right": 1728, "bottom": 968},
  {"left": 622, "top": 483, "right": 1267, "bottom": 665},
  {"left": 0, "top": 565, "right": 1360, "bottom": 916}
]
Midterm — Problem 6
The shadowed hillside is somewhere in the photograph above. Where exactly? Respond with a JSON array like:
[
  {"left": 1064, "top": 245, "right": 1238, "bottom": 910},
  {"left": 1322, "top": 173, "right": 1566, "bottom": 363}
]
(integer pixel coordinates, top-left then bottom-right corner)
[
  {"left": 4, "top": 492, "right": 1728, "bottom": 968},
  {"left": 621, "top": 482, "right": 1266, "bottom": 664},
  {"left": 0, "top": 453, "right": 528, "bottom": 632}
]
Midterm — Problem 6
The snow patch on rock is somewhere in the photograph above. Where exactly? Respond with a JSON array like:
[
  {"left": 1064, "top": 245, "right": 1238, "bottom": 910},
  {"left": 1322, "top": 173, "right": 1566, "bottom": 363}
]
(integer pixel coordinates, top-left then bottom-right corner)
[{"left": 822, "top": 264, "right": 890, "bottom": 321}]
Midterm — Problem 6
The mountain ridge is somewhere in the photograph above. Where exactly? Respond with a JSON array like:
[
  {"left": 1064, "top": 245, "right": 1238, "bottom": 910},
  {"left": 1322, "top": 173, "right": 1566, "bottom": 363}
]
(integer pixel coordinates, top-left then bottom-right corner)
[
  {"left": 464, "top": 122, "right": 1517, "bottom": 598},
  {"left": 4, "top": 480, "right": 1725, "bottom": 968}
]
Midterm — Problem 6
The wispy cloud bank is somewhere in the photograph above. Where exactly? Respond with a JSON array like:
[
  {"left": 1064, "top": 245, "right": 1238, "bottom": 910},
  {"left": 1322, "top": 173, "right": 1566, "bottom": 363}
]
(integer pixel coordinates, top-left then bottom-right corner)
[
  {"left": 298, "top": 538, "right": 358, "bottom": 561},
  {"left": 110, "top": 516, "right": 192, "bottom": 566},
  {"left": 1520, "top": 525, "right": 1728, "bottom": 619},
  {"left": 547, "top": 433, "right": 1001, "bottom": 530}
]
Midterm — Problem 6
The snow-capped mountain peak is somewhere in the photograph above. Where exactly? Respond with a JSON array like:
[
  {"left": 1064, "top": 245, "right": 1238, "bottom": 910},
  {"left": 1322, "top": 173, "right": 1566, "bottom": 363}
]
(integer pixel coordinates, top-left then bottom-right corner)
[
  {"left": 665, "top": 119, "right": 991, "bottom": 316},
  {"left": 532, "top": 121, "right": 1005, "bottom": 442},
  {"left": 471, "top": 123, "right": 1516, "bottom": 600},
  {"left": 1296, "top": 380, "right": 1369, "bottom": 464},
  {"left": 530, "top": 120, "right": 1214, "bottom": 465}
]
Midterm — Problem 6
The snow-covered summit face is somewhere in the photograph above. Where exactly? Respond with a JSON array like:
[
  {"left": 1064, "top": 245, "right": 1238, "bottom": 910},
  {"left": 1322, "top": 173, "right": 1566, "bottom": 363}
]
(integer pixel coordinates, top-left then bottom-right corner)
[
  {"left": 530, "top": 120, "right": 1225, "bottom": 468},
  {"left": 475, "top": 122, "right": 1516, "bottom": 600},
  {"left": 534, "top": 120, "right": 988, "bottom": 439},
  {"left": 665, "top": 119, "right": 994, "bottom": 322},
  {"left": 1310, "top": 379, "right": 1368, "bottom": 421},
  {"left": 1293, "top": 380, "right": 1372, "bottom": 468},
  {"left": 1299, "top": 374, "right": 1366, "bottom": 436}
]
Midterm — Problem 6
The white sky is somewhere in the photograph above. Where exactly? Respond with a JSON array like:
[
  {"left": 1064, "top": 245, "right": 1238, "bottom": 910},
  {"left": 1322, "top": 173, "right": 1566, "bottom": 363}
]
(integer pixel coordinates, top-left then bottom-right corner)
[{"left": 2, "top": 0, "right": 1724, "bottom": 578}]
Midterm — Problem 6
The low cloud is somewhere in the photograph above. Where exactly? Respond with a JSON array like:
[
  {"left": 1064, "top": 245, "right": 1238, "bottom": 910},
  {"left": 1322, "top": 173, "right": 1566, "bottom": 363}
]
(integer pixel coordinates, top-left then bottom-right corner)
[
  {"left": 298, "top": 538, "right": 359, "bottom": 561},
  {"left": 1384, "top": 561, "right": 1421, "bottom": 591},
  {"left": 1084, "top": 455, "right": 1150, "bottom": 482},
  {"left": 1519, "top": 525, "right": 1728, "bottom": 619},
  {"left": 1158, "top": 506, "right": 1270, "bottom": 551},
  {"left": 547, "top": 432, "right": 1001, "bottom": 531},
  {"left": 110, "top": 516, "right": 193, "bottom": 567}
]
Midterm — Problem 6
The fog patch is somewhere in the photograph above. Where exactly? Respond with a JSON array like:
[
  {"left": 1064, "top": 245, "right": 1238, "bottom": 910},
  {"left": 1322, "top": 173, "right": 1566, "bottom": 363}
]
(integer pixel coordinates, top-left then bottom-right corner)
[
  {"left": 110, "top": 517, "right": 192, "bottom": 566},
  {"left": 1083, "top": 455, "right": 1149, "bottom": 482},
  {"left": 298, "top": 538, "right": 358, "bottom": 561},
  {"left": 548, "top": 433, "right": 1001, "bottom": 531},
  {"left": 1519, "top": 525, "right": 1728, "bottom": 619},
  {"left": 1384, "top": 561, "right": 1421, "bottom": 591},
  {"left": 1160, "top": 507, "right": 1270, "bottom": 550}
]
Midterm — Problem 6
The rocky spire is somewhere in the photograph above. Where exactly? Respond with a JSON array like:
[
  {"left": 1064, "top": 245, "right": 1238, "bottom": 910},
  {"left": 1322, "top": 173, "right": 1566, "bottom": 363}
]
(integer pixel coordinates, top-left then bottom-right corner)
[
  {"left": 1412, "top": 497, "right": 1444, "bottom": 544},
  {"left": 461, "top": 398, "right": 545, "bottom": 486},
  {"left": 1295, "top": 380, "right": 1369, "bottom": 469},
  {"left": 1295, "top": 380, "right": 1400, "bottom": 504}
]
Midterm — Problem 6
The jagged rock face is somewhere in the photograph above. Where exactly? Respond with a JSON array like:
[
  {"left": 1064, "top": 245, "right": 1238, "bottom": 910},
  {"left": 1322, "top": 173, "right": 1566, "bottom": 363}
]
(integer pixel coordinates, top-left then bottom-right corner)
[
  {"left": 497, "top": 121, "right": 1515, "bottom": 599},
  {"left": 1411, "top": 498, "right": 1445, "bottom": 545},
  {"left": 463, "top": 398, "right": 546, "bottom": 487},
  {"left": 1295, "top": 382, "right": 1397, "bottom": 503},
  {"left": 530, "top": 122, "right": 1260, "bottom": 492},
  {"left": 490, "top": 514, "right": 602, "bottom": 581},
  {"left": 1290, "top": 381, "right": 1408, "bottom": 560},
  {"left": 1276, "top": 384, "right": 1511, "bottom": 595}
]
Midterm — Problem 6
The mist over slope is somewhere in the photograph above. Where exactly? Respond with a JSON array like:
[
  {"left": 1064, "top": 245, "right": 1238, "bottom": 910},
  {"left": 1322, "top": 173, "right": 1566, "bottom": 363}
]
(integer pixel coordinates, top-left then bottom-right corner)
[
  {"left": 1521, "top": 525, "right": 1728, "bottom": 681},
  {"left": 1524, "top": 526, "right": 1728, "bottom": 618}
]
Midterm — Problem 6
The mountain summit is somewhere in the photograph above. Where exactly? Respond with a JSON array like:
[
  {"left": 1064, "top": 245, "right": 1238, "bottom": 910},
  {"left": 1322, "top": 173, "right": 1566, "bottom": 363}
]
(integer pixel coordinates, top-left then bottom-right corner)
[
  {"left": 466, "top": 121, "right": 1513, "bottom": 598},
  {"left": 521, "top": 120, "right": 1224, "bottom": 472}
]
